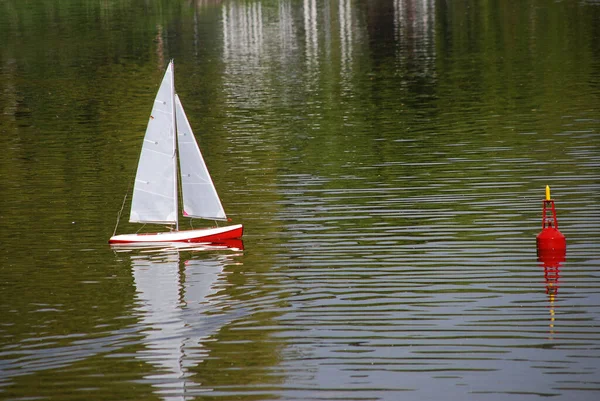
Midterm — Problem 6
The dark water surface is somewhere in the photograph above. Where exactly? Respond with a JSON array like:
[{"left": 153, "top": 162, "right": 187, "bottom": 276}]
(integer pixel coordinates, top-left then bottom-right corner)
[{"left": 1, "top": 0, "right": 600, "bottom": 400}]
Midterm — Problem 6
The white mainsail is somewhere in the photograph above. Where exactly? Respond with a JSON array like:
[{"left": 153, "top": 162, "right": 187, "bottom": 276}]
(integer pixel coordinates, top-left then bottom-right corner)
[
  {"left": 175, "top": 95, "right": 227, "bottom": 221},
  {"left": 130, "top": 62, "right": 178, "bottom": 224}
]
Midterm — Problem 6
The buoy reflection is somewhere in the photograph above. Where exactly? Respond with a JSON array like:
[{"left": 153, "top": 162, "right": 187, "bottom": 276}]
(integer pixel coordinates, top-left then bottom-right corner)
[{"left": 538, "top": 248, "right": 565, "bottom": 340}]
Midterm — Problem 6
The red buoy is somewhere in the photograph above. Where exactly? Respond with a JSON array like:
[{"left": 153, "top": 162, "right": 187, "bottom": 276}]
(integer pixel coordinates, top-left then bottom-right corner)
[{"left": 536, "top": 186, "right": 566, "bottom": 258}]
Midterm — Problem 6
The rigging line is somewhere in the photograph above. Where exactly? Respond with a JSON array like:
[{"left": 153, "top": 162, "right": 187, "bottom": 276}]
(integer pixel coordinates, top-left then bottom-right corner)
[
  {"left": 112, "top": 185, "right": 130, "bottom": 236},
  {"left": 112, "top": 162, "right": 137, "bottom": 236}
]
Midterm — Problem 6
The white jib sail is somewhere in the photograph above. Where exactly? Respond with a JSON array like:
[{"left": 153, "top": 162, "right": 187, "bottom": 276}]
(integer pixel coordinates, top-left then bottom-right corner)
[
  {"left": 130, "top": 62, "right": 178, "bottom": 224},
  {"left": 175, "top": 94, "right": 227, "bottom": 221}
]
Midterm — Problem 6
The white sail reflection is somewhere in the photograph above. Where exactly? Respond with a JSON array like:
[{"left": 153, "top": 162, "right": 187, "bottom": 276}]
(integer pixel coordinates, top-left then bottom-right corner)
[
  {"left": 131, "top": 249, "right": 241, "bottom": 399},
  {"left": 133, "top": 253, "right": 185, "bottom": 399}
]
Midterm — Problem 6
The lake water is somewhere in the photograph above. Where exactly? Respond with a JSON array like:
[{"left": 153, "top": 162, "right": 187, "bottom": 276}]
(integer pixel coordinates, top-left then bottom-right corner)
[{"left": 1, "top": 0, "right": 599, "bottom": 400}]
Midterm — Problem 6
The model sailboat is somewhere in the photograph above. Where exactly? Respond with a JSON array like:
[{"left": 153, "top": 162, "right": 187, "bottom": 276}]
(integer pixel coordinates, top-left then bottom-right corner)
[{"left": 109, "top": 61, "right": 243, "bottom": 245}]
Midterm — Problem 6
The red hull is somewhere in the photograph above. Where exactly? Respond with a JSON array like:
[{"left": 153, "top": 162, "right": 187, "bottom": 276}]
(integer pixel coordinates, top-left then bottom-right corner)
[{"left": 109, "top": 224, "right": 243, "bottom": 245}]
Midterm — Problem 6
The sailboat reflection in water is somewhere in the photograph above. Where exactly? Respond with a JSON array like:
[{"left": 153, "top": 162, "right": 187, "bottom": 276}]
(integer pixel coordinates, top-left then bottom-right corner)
[{"left": 127, "top": 247, "right": 243, "bottom": 399}]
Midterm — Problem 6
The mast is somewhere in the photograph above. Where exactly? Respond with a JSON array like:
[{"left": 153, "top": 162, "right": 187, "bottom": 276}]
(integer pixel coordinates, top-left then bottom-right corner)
[{"left": 171, "top": 60, "right": 179, "bottom": 231}]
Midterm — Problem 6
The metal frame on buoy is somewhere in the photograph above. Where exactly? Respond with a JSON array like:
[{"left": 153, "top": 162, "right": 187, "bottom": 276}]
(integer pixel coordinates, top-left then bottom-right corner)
[{"left": 536, "top": 185, "right": 566, "bottom": 257}]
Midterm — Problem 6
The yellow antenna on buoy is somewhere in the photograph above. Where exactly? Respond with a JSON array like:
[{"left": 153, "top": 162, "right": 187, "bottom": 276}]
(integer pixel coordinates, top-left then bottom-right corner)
[{"left": 545, "top": 185, "right": 551, "bottom": 201}]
